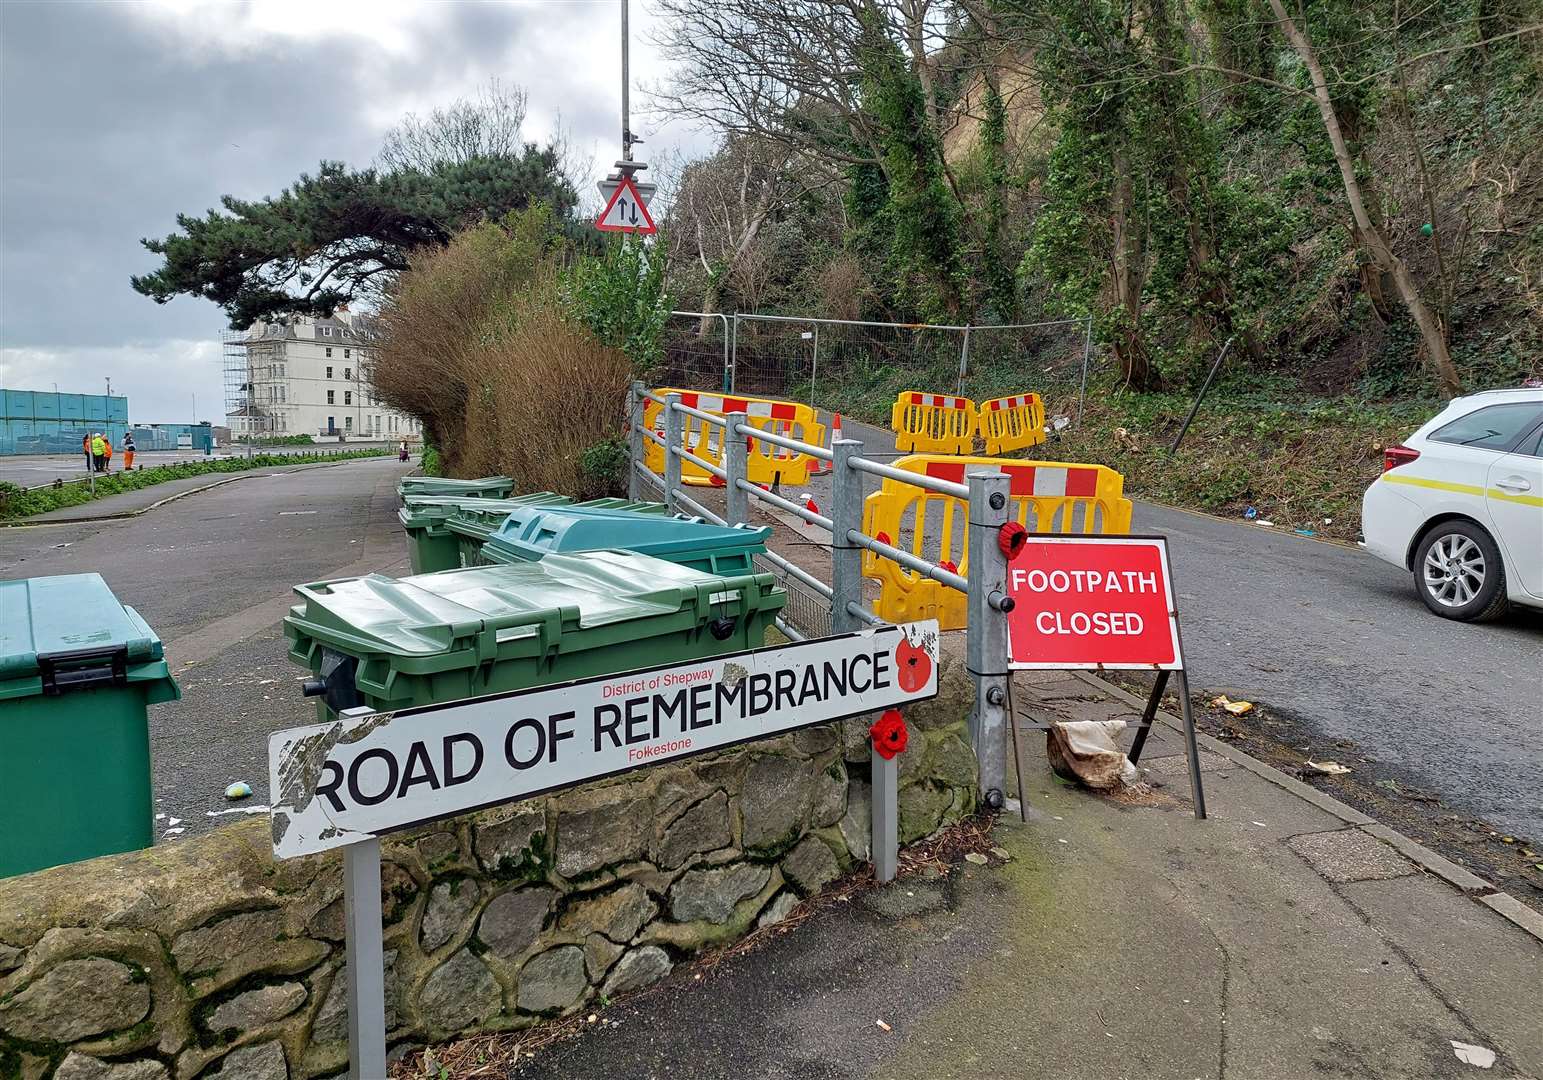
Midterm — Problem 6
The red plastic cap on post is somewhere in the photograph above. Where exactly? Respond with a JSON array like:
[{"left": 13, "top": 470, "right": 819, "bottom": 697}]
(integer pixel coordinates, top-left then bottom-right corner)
[{"left": 998, "top": 521, "right": 1028, "bottom": 561}]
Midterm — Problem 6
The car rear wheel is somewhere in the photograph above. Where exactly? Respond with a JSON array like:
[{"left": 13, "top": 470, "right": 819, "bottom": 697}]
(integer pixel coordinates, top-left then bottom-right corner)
[{"left": 1413, "top": 520, "right": 1509, "bottom": 622}]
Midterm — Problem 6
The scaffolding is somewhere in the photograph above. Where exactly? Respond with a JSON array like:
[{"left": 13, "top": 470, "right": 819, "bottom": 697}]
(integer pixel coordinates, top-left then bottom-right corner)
[{"left": 222, "top": 327, "right": 298, "bottom": 443}]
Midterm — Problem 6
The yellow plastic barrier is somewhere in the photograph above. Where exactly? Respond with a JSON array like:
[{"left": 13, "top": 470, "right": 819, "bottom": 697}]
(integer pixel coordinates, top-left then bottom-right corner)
[
  {"left": 977, "top": 393, "right": 1047, "bottom": 455},
  {"left": 861, "top": 455, "right": 1132, "bottom": 628},
  {"left": 890, "top": 391, "right": 978, "bottom": 454},
  {"left": 643, "top": 389, "right": 826, "bottom": 488}
]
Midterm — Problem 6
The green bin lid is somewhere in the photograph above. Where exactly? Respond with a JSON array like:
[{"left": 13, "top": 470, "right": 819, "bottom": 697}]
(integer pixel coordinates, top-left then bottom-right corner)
[
  {"left": 0, "top": 574, "right": 182, "bottom": 702},
  {"left": 284, "top": 551, "right": 780, "bottom": 665},
  {"left": 485, "top": 507, "right": 770, "bottom": 564},
  {"left": 396, "top": 476, "right": 515, "bottom": 499}
]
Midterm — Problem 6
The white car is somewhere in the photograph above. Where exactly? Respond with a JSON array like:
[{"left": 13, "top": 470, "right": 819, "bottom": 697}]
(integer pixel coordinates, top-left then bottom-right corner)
[{"left": 1361, "top": 388, "right": 1543, "bottom": 622}]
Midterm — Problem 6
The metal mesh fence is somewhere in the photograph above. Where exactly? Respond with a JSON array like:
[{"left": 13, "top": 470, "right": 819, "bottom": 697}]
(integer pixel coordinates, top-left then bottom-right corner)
[
  {"left": 658, "top": 312, "right": 730, "bottom": 393},
  {"left": 659, "top": 314, "right": 1092, "bottom": 416},
  {"left": 753, "top": 552, "right": 832, "bottom": 640}
]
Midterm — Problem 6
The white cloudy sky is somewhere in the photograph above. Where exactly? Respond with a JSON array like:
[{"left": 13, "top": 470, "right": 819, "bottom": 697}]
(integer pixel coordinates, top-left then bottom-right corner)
[{"left": 0, "top": 0, "right": 701, "bottom": 423}]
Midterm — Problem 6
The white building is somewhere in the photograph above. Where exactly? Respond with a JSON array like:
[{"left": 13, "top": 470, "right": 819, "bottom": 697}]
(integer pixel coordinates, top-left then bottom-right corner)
[{"left": 222, "top": 310, "right": 422, "bottom": 441}]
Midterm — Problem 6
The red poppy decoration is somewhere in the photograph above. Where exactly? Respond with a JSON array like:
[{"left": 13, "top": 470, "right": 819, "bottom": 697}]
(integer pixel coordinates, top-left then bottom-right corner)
[
  {"left": 870, "top": 710, "right": 909, "bottom": 760},
  {"left": 998, "top": 521, "right": 1028, "bottom": 561}
]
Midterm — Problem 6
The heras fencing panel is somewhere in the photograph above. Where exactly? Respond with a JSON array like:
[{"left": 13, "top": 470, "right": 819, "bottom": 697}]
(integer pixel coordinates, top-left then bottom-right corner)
[
  {"left": 861, "top": 455, "right": 1132, "bottom": 628},
  {"left": 642, "top": 388, "right": 826, "bottom": 489},
  {"left": 977, "top": 393, "right": 1047, "bottom": 455},
  {"left": 891, "top": 392, "right": 977, "bottom": 455}
]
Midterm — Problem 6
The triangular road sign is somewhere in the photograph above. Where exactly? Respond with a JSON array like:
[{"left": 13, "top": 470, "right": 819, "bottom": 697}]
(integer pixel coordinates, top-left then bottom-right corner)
[{"left": 596, "top": 174, "right": 657, "bottom": 235}]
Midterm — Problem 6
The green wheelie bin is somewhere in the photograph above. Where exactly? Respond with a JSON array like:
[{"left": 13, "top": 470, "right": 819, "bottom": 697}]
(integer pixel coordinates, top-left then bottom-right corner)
[
  {"left": 285, "top": 552, "right": 786, "bottom": 719},
  {"left": 447, "top": 497, "right": 670, "bottom": 569},
  {"left": 481, "top": 507, "right": 770, "bottom": 577},
  {"left": 0, "top": 574, "right": 181, "bottom": 877},
  {"left": 396, "top": 475, "right": 515, "bottom": 506},
  {"left": 400, "top": 494, "right": 671, "bottom": 573},
  {"left": 399, "top": 493, "right": 575, "bottom": 575}
]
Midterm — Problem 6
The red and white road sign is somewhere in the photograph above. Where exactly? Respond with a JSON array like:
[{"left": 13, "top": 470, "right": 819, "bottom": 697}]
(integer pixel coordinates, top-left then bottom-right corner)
[
  {"left": 596, "top": 174, "right": 656, "bottom": 234},
  {"left": 1004, "top": 536, "right": 1183, "bottom": 670}
]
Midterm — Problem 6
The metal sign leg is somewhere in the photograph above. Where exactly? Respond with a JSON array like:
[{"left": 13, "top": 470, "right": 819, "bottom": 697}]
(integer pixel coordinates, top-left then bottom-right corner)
[
  {"left": 343, "top": 837, "right": 387, "bottom": 1080},
  {"left": 872, "top": 746, "right": 898, "bottom": 883},
  {"left": 1126, "top": 669, "right": 1171, "bottom": 765},
  {"left": 1173, "top": 669, "right": 1208, "bottom": 821}
]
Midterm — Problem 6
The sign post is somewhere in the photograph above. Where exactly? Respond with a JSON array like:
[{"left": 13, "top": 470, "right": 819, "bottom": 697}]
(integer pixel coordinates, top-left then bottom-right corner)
[
  {"left": 270, "top": 623, "right": 939, "bottom": 1071},
  {"left": 1003, "top": 535, "right": 1206, "bottom": 819}
]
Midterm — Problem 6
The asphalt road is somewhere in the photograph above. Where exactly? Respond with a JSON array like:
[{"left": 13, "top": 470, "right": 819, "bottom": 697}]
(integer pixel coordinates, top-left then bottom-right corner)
[
  {"left": 804, "top": 416, "right": 1543, "bottom": 841},
  {"left": 0, "top": 455, "right": 415, "bottom": 840}
]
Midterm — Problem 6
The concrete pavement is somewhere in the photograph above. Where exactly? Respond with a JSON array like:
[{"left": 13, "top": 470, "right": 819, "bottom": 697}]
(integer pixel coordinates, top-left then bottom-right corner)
[{"left": 493, "top": 668, "right": 1543, "bottom": 1080}]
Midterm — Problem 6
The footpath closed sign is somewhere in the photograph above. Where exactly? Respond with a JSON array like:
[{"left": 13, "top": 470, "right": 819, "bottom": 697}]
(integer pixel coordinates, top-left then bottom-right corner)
[
  {"left": 1004, "top": 536, "right": 1183, "bottom": 670},
  {"left": 269, "top": 621, "right": 939, "bottom": 859}
]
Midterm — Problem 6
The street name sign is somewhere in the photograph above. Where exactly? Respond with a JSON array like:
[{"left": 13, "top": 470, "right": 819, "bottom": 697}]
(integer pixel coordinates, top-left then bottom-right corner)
[
  {"left": 268, "top": 621, "right": 939, "bottom": 859},
  {"left": 595, "top": 174, "right": 657, "bottom": 234},
  {"left": 1004, "top": 535, "right": 1183, "bottom": 670}
]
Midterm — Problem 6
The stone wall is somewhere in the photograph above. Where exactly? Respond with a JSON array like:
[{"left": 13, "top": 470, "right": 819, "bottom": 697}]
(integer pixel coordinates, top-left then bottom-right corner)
[{"left": 0, "top": 658, "right": 977, "bottom": 1080}]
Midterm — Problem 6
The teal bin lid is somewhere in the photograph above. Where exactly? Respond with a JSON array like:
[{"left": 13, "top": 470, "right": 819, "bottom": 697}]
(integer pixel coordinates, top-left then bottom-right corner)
[
  {"left": 485, "top": 507, "right": 770, "bottom": 564},
  {"left": 285, "top": 551, "right": 782, "bottom": 667},
  {"left": 0, "top": 574, "right": 182, "bottom": 703}
]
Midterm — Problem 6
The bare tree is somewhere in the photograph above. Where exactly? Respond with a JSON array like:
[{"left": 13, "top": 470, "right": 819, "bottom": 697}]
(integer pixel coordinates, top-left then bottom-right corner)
[
  {"left": 1265, "top": 0, "right": 1464, "bottom": 397},
  {"left": 648, "top": 0, "right": 959, "bottom": 173},
  {"left": 379, "top": 79, "right": 531, "bottom": 172},
  {"left": 664, "top": 136, "right": 819, "bottom": 327}
]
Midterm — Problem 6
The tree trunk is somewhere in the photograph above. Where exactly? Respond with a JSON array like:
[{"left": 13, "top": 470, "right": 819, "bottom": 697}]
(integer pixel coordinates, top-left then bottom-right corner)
[
  {"left": 1110, "top": 145, "right": 1156, "bottom": 389},
  {"left": 1266, "top": 0, "right": 1463, "bottom": 397}
]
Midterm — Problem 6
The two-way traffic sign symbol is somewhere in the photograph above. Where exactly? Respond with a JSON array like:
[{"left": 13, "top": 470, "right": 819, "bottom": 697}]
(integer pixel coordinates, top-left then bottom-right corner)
[{"left": 596, "top": 174, "right": 656, "bottom": 235}]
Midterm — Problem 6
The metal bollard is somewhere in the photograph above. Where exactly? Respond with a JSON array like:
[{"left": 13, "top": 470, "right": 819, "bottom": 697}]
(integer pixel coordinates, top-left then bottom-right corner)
[
  {"left": 965, "top": 470, "right": 1012, "bottom": 807},
  {"left": 724, "top": 411, "right": 749, "bottom": 525},
  {"left": 627, "top": 381, "right": 646, "bottom": 502},
  {"left": 828, "top": 438, "right": 864, "bottom": 635},
  {"left": 663, "top": 392, "right": 683, "bottom": 514}
]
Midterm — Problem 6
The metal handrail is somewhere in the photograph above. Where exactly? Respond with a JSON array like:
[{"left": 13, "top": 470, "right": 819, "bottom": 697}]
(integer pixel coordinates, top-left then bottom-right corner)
[
  {"left": 850, "top": 457, "right": 970, "bottom": 500},
  {"left": 846, "top": 602, "right": 883, "bottom": 626},
  {"left": 727, "top": 421, "right": 832, "bottom": 461},
  {"left": 757, "top": 547, "right": 834, "bottom": 600},
  {"left": 672, "top": 400, "right": 727, "bottom": 428},
  {"left": 673, "top": 490, "right": 725, "bottom": 526},
  {"left": 774, "top": 617, "right": 807, "bottom": 642},
  {"left": 848, "top": 529, "right": 969, "bottom": 593},
  {"left": 676, "top": 445, "right": 726, "bottom": 480},
  {"left": 737, "top": 479, "right": 832, "bottom": 531},
  {"left": 641, "top": 427, "right": 667, "bottom": 449}
]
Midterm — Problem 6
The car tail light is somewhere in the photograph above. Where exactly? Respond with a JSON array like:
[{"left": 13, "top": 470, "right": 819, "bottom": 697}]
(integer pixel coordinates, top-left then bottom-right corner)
[{"left": 1383, "top": 445, "right": 1420, "bottom": 472}]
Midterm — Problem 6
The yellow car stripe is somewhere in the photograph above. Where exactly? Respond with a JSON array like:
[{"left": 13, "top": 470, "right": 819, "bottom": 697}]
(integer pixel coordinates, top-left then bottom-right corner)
[
  {"left": 1384, "top": 473, "right": 1543, "bottom": 507},
  {"left": 1383, "top": 474, "right": 1486, "bottom": 497},
  {"left": 1486, "top": 488, "right": 1543, "bottom": 508}
]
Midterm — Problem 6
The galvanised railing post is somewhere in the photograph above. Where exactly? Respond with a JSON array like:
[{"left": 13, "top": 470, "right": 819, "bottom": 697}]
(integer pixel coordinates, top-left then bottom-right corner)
[
  {"left": 663, "top": 392, "right": 683, "bottom": 513},
  {"left": 627, "top": 380, "right": 646, "bottom": 501},
  {"left": 828, "top": 437, "right": 865, "bottom": 634},
  {"left": 724, "top": 410, "right": 749, "bottom": 526},
  {"left": 966, "top": 469, "right": 1012, "bottom": 809}
]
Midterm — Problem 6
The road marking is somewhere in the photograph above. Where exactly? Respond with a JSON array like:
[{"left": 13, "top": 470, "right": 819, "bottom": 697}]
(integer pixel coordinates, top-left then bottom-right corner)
[{"left": 278, "top": 510, "right": 317, "bottom": 515}]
